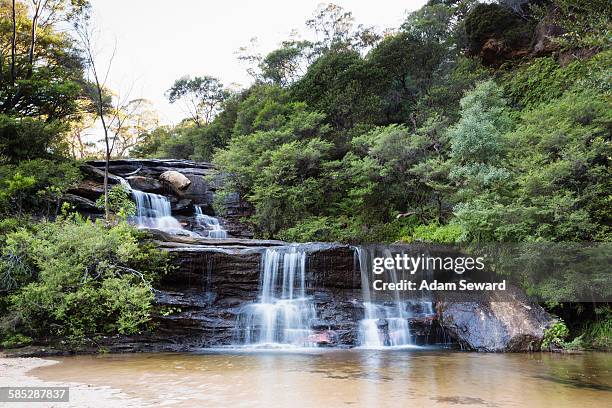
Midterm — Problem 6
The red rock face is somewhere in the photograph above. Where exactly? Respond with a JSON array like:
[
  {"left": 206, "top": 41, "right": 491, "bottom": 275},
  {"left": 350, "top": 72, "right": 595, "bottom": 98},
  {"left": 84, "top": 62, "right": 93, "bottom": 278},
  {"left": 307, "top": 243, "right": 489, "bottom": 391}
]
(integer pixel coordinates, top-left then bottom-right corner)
[{"left": 479, "top": 38, "right": 530, "bottom": 67}]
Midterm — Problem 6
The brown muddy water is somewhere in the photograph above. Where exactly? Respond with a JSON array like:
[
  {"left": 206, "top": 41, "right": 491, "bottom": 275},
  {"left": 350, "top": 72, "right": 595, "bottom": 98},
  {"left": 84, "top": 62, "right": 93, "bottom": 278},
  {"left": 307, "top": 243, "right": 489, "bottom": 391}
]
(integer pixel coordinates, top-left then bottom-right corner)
[{"left": 30, "top": 349, "right": 612, "bottom": 407}]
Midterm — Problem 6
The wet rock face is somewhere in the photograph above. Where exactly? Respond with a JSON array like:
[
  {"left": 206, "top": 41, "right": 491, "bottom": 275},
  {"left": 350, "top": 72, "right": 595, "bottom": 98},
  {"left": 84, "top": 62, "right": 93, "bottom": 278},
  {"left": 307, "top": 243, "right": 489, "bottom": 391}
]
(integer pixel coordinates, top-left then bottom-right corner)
[
  {"left": 436, "top": 286, "right": 553, "bottom": 352},
  {"left": 147, "top": 242, "right": 440, "bottom": 349},
  {"left": 63, "top": 159, "right": 551, "bottom": 352},
  {"left": 126, "top": 175, "right": 163, "bottom": 193},
  {"left": 98, "top": 233, "right": 549, "bottom": 352},
  {"left": 151, "top": 245, "right": 366, "bottom": 347}
]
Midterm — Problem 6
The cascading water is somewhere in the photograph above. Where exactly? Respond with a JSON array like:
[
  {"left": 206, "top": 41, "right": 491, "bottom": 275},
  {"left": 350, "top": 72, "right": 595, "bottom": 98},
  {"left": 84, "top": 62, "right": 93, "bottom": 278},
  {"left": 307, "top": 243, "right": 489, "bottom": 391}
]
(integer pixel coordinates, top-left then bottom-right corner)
[
  {"left": 355, "top": 246, "right": 433, "bottom": 348},
  {"left": 194, "top": 206, "right": 227, "bottom": 238},
  {"left": 116, "top": 177, "right": 194, "bottom": 235},
  {"left": 234, "top": 246, "right": 317, "bottom": 348},
  {"left": 131, "top": 190, "right": 187, "bottom": 233}
]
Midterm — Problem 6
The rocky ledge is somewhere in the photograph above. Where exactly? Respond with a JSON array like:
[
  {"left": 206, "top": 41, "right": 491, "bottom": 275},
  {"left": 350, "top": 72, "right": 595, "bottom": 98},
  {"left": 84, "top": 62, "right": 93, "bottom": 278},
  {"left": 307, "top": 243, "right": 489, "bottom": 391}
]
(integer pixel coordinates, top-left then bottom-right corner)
[
  {"left": 65, "top": 159, "right": 253, "bottom": 238},
  {"left": 139, "top": 233, "right": 553, "bottom": 351}
]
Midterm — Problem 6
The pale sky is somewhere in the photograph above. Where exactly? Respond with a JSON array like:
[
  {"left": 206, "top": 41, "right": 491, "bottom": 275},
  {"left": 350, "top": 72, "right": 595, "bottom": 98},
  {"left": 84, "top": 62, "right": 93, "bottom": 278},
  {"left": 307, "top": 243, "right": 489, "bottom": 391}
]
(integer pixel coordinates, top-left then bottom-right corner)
[{"left": 88, "top": 0, "right": 428, "bottom": 125}]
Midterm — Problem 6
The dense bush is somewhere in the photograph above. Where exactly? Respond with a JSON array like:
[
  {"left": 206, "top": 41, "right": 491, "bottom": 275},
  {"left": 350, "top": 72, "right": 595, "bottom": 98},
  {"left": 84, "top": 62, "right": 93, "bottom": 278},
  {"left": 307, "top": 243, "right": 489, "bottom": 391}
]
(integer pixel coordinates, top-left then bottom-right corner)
[
  {"left": 464, "top": 3, "right": 534, "bottom": 56},
  {"left": 0, "top": 159, "right": 82, "bottom": 216},
  {"left": 0, "top": 116, "right": 69, "bottom": 163},
  {"left": 95, "top": 185, "right": 136, "bottom": 219},
  {"left": 0, "top": 216, "right": 171, "bottom": 346}
]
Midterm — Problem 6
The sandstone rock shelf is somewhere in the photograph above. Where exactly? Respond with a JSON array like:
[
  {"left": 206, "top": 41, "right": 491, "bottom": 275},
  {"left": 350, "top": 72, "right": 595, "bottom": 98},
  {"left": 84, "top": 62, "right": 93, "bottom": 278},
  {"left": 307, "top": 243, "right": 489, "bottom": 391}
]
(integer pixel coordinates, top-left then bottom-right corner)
[{"left": 61, "top": 159, "right": 553, "bottom": 353}]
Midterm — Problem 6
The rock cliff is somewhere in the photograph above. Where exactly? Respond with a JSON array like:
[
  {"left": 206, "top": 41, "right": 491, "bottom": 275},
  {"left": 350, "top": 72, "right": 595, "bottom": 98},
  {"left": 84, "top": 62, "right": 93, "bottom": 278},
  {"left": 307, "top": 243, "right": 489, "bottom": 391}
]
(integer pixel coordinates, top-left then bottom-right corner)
[{"left": 65, "top": 159, "right": 552, "bottom": 353}]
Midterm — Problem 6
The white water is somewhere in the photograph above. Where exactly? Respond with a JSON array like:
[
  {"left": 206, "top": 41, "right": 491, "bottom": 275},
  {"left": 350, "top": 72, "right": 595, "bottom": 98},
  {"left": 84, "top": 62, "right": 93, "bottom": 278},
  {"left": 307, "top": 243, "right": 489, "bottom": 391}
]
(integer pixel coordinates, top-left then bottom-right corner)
[
  {"left": 235, "top": 246, "right": 317, "bottom": 347},
  {"left": 355, "top": 246, "right": 433, "bottom": 348},
  {"left": 194, "top": 206, "right": 227, "bottom": 238},
  {"left": 116, "top": 177, "right": 196, "bottom": 236}
]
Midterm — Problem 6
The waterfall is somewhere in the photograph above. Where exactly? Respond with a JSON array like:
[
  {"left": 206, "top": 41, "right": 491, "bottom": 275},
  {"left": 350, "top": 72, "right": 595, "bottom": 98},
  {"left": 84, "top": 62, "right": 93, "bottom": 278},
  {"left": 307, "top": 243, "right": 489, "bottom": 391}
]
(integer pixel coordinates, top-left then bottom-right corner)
[
  {"left": 355, "top": 246, "right": 432, "bottom": 348},
  {"left": 116, "top": 177, "right": 194, "bottom": 235},
  {"left": 194, "top": 206, "right": 227, "bottom": 238},
  {"left": 131, "top": 190, "right": 185, "bottom": 232},
  {"left": 235, "top": 246, "right": 317, "bottom": 347}
]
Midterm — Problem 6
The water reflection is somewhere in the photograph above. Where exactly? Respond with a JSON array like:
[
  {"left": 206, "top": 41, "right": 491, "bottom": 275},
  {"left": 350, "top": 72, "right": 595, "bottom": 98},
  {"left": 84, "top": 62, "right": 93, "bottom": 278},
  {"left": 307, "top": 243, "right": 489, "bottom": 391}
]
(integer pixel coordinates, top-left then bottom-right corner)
[{"left": 31, "top": 350, "right": 612, "bottom": 407}]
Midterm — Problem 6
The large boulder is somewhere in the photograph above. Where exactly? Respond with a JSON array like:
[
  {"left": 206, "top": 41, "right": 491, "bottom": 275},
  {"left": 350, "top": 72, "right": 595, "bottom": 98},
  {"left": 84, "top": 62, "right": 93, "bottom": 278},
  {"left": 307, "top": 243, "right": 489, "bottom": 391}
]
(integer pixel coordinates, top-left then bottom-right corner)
[
  {"left": 68, "top": 179, "right": 105, "bottom": 201},
  {"left": 78, "top": 164, "right": 123, "bottom": 185},
  {"left": 62, "top": 193, "right": 101, "bottom": 214},
  {"left": 436, "top": 286, "right": 553, "bottom": 352},
  {"left": 127, "top": 175, "right": 163, "bottom": 193},
  {"left": 160, "top": 170, "right": 191, "bottom": 191}
]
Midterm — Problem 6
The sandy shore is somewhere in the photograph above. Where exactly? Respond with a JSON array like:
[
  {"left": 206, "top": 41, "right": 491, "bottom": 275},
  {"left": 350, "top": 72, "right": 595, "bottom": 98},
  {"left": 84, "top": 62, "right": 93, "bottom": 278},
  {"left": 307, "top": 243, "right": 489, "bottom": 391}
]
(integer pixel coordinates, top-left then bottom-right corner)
[{"left": 0, "top": 356, "right": 149, "bottom": 407}]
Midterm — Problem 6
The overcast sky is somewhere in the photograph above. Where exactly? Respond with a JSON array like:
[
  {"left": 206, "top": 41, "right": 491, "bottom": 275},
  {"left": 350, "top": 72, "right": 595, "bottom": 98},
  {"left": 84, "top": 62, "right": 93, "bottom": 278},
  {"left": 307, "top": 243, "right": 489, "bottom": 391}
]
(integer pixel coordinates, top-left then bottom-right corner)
[{"left": 88, "top": 0, "right": 427, "bottom": 125}]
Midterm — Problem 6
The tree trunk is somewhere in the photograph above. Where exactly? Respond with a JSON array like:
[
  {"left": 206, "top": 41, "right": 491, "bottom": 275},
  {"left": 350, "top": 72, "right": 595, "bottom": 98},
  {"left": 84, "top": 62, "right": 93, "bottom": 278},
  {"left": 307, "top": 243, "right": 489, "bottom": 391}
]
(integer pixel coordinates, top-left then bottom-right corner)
[
  {"left": 10, "top": 0, "right": 16, "bottom": 83},
  {"left": 27, "top": 2, "right": 40, "bottom": 79},
  {"left": 99, "top": 104, "right": 111, "bottom": 221}
]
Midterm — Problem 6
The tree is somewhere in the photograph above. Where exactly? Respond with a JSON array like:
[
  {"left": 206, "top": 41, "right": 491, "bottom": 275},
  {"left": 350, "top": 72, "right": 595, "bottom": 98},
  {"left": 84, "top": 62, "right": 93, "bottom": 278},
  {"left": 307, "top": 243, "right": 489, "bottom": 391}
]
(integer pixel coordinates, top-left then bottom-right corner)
[
  {"left": 166, "top": 75, "right": 229, "bottom": 127},
  {"left": 291, "top": 50, "right": 385, "bottom": 130},
  {"left": 74, "top": 9, "right": 135, "bottom": 220},
  {"left": 306, "top": 3, "right": 354, "bottom": 51},
  {"left": 0, "top": 0, "right": 89, "bottom": 117},
  {"left": 260, "top": 40, "right": 312, "bottom": 86},
  {"left": 306, "top": 3, "right": 380, "bottom": 54},
  {"left": 0, "top": 0, "right": 93, "bottom": 166},
  {"left": 111, "top": 99, "right": 159, "bottom": 158},
  {"left": 446, "top": 80, "right": 513, "bottom": 202}
]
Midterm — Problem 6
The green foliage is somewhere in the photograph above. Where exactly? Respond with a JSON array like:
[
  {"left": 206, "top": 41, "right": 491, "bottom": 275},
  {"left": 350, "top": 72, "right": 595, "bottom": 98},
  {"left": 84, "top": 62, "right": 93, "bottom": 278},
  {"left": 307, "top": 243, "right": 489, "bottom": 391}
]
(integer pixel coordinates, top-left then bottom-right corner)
[
  {"left": 159, "top": 306, "right": 182, "bottom": 317},
  {"left": 260, "top": 40, "right": 312, "bottom": 86},
  {"left": 0, "top": 159, "right": 81, "bottom": 216},
  {"left": 291, "top": 50, "right": 385, "bottom": 129},
  {"left": 166, "top": 75, "right": 229, "bottom": 127},
  {"left": 0, "top": 115, "right": 68, "bottom": 163},
  {"left": 0, "top": 216, "right": 170, "bottom": 344},
  {"left": 448, "top": 80, "right": 511, "bottom": 164},
  {"left": 0, "top": 333, "right": 32, "bottom": 349},
  {"left": 504, "top": 89, "right": 611, "bottom": 242},
  {"left": 95, "top": 185, "right": 136, "bottom": 219},
  {"left": 464, "top": 3, "right": 534, "bottom": 56},
  {"left": 542, "top": 320, "right": 570, "bottom": 350},
  {"left": 535, "top": 0, "right": 612, "bottom": 49},
  {"left": 581, "top": 307, "right": 612, "bottom": 350},
  {"left": 504, "top": 51, "right": 612, "bottom": 108},
  {"left": 168, "top": 2, "right": 612, "bottom": 250},
  {"left": 278, "top": 215, "right": 414, "bottom": 244},
  {"left": 130, "top": 127, "right": 173, "bottom": 158},
  {"left": 403, "top": 223, "right": 463, "bottom": 244},
  {"left": 0, "top": 1, "right": 86, "bottom": 121},
  {"left": 367, "top": 30, "right": 447, "bottom": 124}
]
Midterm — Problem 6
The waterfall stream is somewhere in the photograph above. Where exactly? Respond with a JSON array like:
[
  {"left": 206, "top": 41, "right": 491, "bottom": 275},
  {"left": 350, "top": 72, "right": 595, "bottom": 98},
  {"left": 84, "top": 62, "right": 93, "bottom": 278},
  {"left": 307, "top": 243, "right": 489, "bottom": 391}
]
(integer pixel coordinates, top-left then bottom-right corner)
[
  {"left": 132, "top": 190, "right": 185, "bottom": 232},
  {"left": 234, "top": 246, "right": 317, "bottom": 348},
  {"left": 194, "top": 206, "right": 227, "bottom": 238},
  {"left": 117, "top": 177, "right": 196, "bottom": 236},
  {"left": 355, "top": 246, "right": 433, "bottom": 348}
]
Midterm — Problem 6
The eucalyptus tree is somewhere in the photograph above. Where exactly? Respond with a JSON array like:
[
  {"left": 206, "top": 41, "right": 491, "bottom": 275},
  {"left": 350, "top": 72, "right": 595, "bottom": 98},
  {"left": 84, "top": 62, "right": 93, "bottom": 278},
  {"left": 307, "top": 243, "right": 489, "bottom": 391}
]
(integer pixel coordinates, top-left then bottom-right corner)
[{"left": 166, "top": 75, "right": 229, "bottom": 127}]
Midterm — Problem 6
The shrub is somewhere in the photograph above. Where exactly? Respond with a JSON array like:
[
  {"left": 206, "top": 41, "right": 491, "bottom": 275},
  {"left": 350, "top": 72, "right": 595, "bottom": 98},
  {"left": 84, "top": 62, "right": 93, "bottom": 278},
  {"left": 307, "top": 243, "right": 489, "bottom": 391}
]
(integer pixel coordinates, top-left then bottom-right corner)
[
  {"left": 0, "top": 216, "right": 170, "bottom": 345},
  {"left": 581, "top": 307, "right": 612, "bottom": 350},
  {"left": 542, "top": 321, "right": 570, "bottom": 349},
  {"left": 504, "top": 51, "right": 612, "bottom": 108},
  {"left": 0, "top": 115, "right": 68, "bottom": 163},
  {"left": 403, "top": 223, "right": 463, "bottom": 244},
  {"left": 0, "top": 159, "right": 82, "bottom": 216},
  {"left": 0, "top": 333, "right": 32, "bottom": 349},
  {"left": 95, "top": 185, "right": 136, "bottom": 219}
]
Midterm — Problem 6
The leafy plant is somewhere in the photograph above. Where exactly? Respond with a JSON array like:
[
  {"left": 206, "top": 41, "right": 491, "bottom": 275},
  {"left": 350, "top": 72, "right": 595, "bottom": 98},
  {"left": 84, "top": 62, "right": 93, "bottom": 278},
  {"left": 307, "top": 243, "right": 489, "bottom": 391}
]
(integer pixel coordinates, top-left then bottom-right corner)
[
  {"left": 95, "top": 185, "right": 136, "bottom": 219},
  {"left": 542, "top": 321, "right": 570, "bottom": 349},
  {"left": 0, "top": 216, "right": 170, "bottom": 345}
]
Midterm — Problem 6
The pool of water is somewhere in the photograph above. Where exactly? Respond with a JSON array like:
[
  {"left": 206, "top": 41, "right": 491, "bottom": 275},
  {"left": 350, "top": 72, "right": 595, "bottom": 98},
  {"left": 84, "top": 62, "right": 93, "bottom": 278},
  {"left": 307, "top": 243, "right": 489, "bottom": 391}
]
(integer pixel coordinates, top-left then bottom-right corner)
[{"left": 31, "top": 349, "right": 612, "bottom": 407}]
